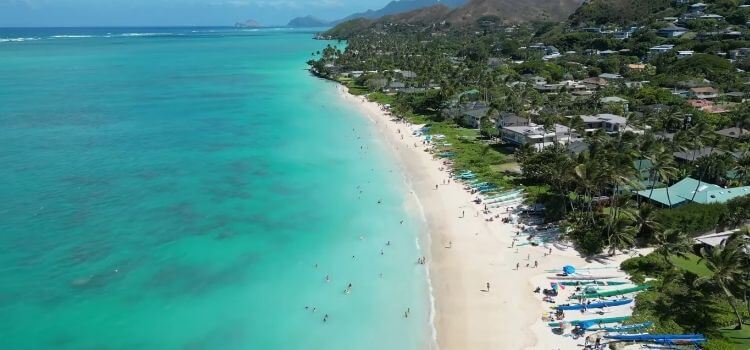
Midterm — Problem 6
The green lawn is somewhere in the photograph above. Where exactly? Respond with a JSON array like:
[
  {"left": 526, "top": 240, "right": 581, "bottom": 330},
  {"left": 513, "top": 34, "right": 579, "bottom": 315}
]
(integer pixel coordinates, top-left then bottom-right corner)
[
  {"left": 720, "top": 325, "right": 750, "bottom": 350},
  {"left": 670, "top": 254, "right": 712, "bottom": 277}
]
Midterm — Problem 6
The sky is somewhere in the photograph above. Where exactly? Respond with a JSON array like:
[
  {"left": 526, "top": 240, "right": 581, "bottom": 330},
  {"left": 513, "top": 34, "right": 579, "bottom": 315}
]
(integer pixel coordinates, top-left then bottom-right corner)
[{"left": 0, "top": 0, "right": 391, "bottom": 27}]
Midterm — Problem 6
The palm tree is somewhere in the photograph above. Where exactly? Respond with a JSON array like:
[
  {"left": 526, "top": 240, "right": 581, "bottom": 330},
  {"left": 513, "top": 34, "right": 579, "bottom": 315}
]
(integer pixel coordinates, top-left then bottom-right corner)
[
  {"left": 653, "top": 228, "right": 691, "bottom": 265},
  {"left": 606, "top": 213, "right": 637, "bottom": 256},
  {"left": 633, "top": 204, "right": 662, "bottom": 242},
  {"left": 648, "top": 145, "right": 679, "bottom": 207},
  {"left": 695, "top": 233, "right": 748, "bottom": 330}
]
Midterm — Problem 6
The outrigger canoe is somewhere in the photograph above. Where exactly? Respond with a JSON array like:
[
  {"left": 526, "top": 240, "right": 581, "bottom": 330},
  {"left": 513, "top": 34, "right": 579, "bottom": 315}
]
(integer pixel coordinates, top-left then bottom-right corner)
[
  {"left": 579, "top": 284, "right": 651, "bottom": 298},
  {"left": 547, "top": 275, "right": 620, "bottom": 280},
  {"left": 547, "top": 316, "right": 629, "bottom": 328},
  {"left": 556, "top": 298, "right": 633, "bottom": 311},
  {"left": 559, "top": 280, "right": 629, "bottom": 286}
]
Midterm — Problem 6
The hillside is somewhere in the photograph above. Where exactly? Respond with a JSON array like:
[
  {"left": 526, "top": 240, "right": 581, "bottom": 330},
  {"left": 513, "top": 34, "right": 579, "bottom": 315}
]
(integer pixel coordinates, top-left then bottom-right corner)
[
  {"left": 446, "top": 0, "right": 585, "bottom": 25},
  {"left": 568, "top": 0, "right": 673, "bottom": 26},
  {"left": 324, "top": 0, "right": 587, "bottom": 37},
  {"left": 337, "top": 0, "right": 467, "bottom": 23}
]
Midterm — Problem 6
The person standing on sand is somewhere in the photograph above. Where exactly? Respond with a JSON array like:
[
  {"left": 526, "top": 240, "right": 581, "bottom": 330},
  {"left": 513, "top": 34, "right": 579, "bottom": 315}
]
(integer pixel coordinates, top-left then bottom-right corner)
[
  {"left": 516, "top": 262, "right": 520, "bottom": 270},
  {"left": 534, "top": 260, "right": 538, "bottom": 268},
  {"left": 486, "top": 282, "right": 490, "bottom": 292}
]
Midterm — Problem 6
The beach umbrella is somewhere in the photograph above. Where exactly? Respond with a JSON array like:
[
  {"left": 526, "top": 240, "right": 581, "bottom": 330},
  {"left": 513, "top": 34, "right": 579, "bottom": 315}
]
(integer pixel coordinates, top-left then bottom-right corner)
[{"left": 563, "top": 265, "right": 576, "bottom": 275}]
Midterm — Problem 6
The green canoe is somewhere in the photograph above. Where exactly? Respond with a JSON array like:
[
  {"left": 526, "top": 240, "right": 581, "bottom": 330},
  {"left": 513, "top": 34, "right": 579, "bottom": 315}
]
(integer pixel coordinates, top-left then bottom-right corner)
[{"left": 580, "top": 284, "right": 650, "bottom": 298}]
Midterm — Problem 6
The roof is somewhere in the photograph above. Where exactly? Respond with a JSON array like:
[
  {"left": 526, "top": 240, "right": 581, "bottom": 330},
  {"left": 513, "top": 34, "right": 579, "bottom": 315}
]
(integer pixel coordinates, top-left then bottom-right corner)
[
  {"left": 691, "top": 186, "right": 750, "bottom": 204},
  {"left": 690, "top": 87, "right": 718, "bottom": 93},
  {"left": 673, "top": 147, "right": 724, "bottom": 161},
  {"left": 579, "top": 113, "right": 628, "bottom": 125},
  {"left": 582, "top": 77, "right": 608, "bottom": 86},
  {"left": 567, "top": 140, "right": 589, "bottom": 154},
  {"left": 636, "top": 177, "right": 724, "bottom": 207},
  {"left": 600, "top": 96, "right": 628, "bottom": 103},
  {"left": 463, "top": 107, "right": 491, "bottom": 119},
  {"left": 598, "top": 73, "right": 623, "bottom": 80},
  {"left": 659, "top": 24, "right": 687, "bottom": 31},
  {"left": 716, "top": 127, "right": 750, "bottom": 139}
]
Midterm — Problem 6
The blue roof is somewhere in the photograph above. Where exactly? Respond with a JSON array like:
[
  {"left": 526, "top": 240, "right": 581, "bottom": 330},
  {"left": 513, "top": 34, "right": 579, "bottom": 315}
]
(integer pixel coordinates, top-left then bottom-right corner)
[{"left": 637, "top": 177, "right": 750, "bottom": 206}]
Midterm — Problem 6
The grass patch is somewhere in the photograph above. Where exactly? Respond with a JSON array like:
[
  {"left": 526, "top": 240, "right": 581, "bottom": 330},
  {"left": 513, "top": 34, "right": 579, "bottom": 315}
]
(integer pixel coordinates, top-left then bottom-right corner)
[
  {"left": 424, "top": 121, "right": 510, "bottom": 188},
  {"left": 366, "top": 92, "right": 395, "bottom": 105},
  {"left": 719, "top": 325, "right": 750, "bottom": 350},
  {"left": 671, "top": 254, "right": 712, "bottom": 277}
]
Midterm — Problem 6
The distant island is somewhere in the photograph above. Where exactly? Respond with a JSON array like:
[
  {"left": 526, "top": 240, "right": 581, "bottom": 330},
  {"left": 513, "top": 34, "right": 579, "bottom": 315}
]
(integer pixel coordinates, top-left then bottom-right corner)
[{"left": 234, "top": 20, "right": 263, "bottom": 28}]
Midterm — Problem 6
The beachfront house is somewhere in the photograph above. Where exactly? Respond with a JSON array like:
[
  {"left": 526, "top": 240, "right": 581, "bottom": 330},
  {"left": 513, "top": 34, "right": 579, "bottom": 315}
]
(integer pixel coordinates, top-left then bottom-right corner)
[
  {"left": 495, "top": 112, "right": 529, "bottom": 129},
  {"left": 636, "top": 177, "right": 750, "bottom": 208},
  {"left": 501, "top": 123, "right": 573, "bottom": 149},
  {"left": 460, "top": 108, "right": 491, "bottom": 129}
]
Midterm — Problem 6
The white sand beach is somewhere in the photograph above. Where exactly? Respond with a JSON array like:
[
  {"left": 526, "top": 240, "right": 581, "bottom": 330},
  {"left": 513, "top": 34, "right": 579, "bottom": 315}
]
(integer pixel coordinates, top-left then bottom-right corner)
[{"left": 337, "top": 85, "right": 648, "bottom": 350}]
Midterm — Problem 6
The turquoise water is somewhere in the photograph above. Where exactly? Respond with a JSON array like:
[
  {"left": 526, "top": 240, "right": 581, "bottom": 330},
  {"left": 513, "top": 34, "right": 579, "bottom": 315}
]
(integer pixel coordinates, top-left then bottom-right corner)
[{"left": 0, "top": 28, "right": 428, "bottom": 350}]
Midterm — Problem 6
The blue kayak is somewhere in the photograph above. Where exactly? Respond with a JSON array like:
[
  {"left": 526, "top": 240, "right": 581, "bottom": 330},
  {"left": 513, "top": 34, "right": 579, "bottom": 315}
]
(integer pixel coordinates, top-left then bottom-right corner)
[{"left": 557, "top": 298, "right": 632, "bottom": 311}]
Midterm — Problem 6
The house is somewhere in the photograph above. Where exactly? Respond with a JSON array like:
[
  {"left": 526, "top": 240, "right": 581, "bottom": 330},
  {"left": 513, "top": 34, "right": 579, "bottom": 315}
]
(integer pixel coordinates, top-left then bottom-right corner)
[
  {"left": 599, "top": 73, "right": 623, "bottom": 80},
  {"left": 689, "top": 87, "right": 719, "bottom": 99},
  {"left": 567, "top": 140, "right": 589, "bottom": 156},
  {"left": 673, "top": 147, "right": 726, "bottom": 163},
  {"left": 649, "top": 44, "right": 675, "bottom": 56},
  {"left": 495, "top": 112, "right": 529, "bottom": 129},
  {"left": 636, "top": 177, "right": 750, "bottom": 207},
  {"left": 613, "top": 31, "right": 631, "bottom": 40},
  {"left": 399, "top": 70, "right": 417, "bottom": 79},
  {"left": 345, "top": 71, "right": 364, "bottom": 78},
  {"left": 501, "top": 123, "right": 573, "bottom": 149},
  {"left": 715, "top": 127, "right": 749, "bottom": 139},
  {"left": 600, "top": 96, "right": 629, "bottom": 112},
  {"left": 729, "top": 48, "right": 750, "bottom": 60},
  {"left": 385, "top": 81, "right": 406, "bottom": 92},
  {"left": 700, "top": 14, "right": 724, "bottom": 21},
  {"left": 627, "top": 63, "right": 647, "bottom": 72},
  {"left": 582, "top": 77, "right": 609, "bottom": 90},
  {"left": 688, "top": 99, "right": 728, "bottom": 113},
  {"left": 575, "top": 113, "right": 630, "bottom": 134},
  {"left": 677, "top": 50, "right": 694, "bottom": 58},
  {"left": 690, "top": 2, "right": 707, "bottom": 13},
  {"left": 521, "top": 75, "right": 548, "bottom": 85},
  {"left": 657, "top": 24, "right": 688, "bottom": 38},
  {"left": 625, "top": 81, "right": 648, "bottom": 89},
  {"left": 460, "top": 108, "right": 490, "bottom": 129}
]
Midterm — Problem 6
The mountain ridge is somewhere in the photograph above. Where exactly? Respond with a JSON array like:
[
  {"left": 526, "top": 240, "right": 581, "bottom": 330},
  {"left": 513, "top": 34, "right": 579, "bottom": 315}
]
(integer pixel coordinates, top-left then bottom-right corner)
[{"left": 287, "top": 0, "right": 467, "bottom": 27}]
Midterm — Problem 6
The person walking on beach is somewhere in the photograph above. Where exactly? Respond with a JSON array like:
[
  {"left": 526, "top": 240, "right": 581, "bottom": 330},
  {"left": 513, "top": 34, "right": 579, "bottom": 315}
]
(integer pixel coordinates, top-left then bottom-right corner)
[
  {"left": 516, "top": 262, "right": 520, "bottom": 270},
  {"left": 534, "top": 260, "right": 538, "bottom": 268},
  {"left": 486, "top": 282, "right": 491, "bottom": 292}
]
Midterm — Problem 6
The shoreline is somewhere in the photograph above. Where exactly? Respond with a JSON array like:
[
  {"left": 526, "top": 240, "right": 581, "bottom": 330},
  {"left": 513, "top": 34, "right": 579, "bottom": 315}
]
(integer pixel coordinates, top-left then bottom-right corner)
[{"left": 334, "top": 83, "right": 600, "bottom": 349}]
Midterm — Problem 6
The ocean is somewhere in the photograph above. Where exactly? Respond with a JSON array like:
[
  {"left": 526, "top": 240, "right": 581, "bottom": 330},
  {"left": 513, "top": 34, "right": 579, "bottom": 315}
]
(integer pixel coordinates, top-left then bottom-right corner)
[{"left": 0, "top": 27, "right": 429, "bottom": 350}]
